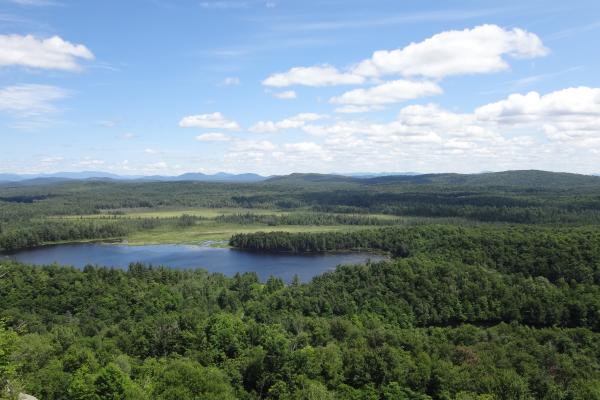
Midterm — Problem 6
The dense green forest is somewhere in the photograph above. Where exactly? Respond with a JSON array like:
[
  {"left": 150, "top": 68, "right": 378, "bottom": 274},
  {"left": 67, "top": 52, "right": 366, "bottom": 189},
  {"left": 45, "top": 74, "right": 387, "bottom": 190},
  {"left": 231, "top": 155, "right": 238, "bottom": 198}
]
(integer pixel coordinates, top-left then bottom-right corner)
[
  {"left": 3, "top": 171, "right": 600, "bottom": 399},
  {"left": 2, "top": 258, "right": 600, "bottom": 399},
  {"left": 3, "top": 170, "right": 600, "bottom": 251},
  {"left": 230, "top": 225, "right": 600, "bottom": 284}
]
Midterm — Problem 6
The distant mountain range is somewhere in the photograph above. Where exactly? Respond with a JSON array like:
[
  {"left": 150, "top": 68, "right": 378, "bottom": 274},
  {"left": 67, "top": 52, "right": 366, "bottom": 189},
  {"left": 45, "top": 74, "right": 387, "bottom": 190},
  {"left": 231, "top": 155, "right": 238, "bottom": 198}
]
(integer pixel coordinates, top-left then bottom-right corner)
[
  {"left": 2, "top": 170, "right": 599, "bottom": 189},
  {"left": 0, "top": 171, "right": 268, "bottom": 184},
  {"left": 0, "top": 171, "right": 424, "bottom": 185}
]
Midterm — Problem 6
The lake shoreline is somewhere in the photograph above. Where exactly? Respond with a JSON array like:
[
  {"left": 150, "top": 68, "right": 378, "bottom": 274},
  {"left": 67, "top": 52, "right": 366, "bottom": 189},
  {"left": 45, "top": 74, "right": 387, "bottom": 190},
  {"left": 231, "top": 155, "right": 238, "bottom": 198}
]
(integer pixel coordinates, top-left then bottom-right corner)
[
  {"left": 1, "top": 237, "right": 390, "bottom": 256},
  {"left": 2, "top": 242, "right": 387, "bottom": 283}
]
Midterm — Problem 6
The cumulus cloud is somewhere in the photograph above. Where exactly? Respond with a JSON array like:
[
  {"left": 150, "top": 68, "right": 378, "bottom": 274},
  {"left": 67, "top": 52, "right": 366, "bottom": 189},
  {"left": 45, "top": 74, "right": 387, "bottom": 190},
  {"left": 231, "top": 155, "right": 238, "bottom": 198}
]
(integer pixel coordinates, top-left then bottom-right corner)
[
  {"left": 284, "top": 141, "right": 332, "bottom": 161},
  {"left": 170, "top": 87, "right": 600, "bottom": 174},
  {"left": 352, "top": 25, "right": 548, "bottom": 79},
  {"left": 196, "top": 132, "right": 232, "bottom": 142},
  {"left": 263, "top": 25, "right": 547, "bottom": 90},
  {"left": 263, "top": 65, "right": 365, "bottom": 87},
  {"left": 179, "top": 112, "right": 240, "bottom": 130},
  {"left": 474, "top": 87, "right": 600, "bottom": 147},
  {"left": 330, "top": 80, "right": 442, "bottom": 109},
  {"left": 290, "top": 86, "right": 600, "bottom": 173},
  {"left": 249, "top": 113, "right": 327, "bottom": 133},
  {"left": 475, "top": 87, "right": 600, "bottom": 121},
  {"left": 303, "top": 118, "right": 445, "bottom": 144},
  {"left": 283, "top": 142, "right": 322, "bottom": 152},
  {"left": 0, "top": 34, "right": 93, "bottom": 71},
  {"left": 312, "top": 86, "right": 600, "bottom": 146},
  {"left": 0, "top": 84, "right": 68, "bottom": 115},
  {"left": 333, "top": 105, "right": 385, "bottom": 114},
  {"left": 273, "top": 90, "right": 297, "bottom": 99}
]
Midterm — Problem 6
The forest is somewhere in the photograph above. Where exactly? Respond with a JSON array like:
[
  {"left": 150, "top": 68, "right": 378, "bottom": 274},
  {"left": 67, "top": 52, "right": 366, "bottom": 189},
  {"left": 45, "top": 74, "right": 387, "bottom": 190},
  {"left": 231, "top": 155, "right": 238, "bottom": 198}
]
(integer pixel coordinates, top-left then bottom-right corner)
[
  {"left": 2, "top": 170, "right": 600, "bottom": 251},
  {"left": 2, "top": 171, "right": 600, "bottom": 399}
]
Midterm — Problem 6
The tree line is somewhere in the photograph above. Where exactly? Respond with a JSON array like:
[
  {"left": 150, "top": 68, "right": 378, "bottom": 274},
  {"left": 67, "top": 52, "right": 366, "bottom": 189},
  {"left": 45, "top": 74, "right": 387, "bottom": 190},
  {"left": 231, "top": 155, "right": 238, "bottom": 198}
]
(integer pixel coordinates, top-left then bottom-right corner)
[
  {"left": 215, "top": 212, "right": 400, "bottom": 226},
  {"left": 230, "top": 225, "right": 600, "bottom": 284},
  {"left": 4, "top": 176, "right": 600, "bottom": 227}
]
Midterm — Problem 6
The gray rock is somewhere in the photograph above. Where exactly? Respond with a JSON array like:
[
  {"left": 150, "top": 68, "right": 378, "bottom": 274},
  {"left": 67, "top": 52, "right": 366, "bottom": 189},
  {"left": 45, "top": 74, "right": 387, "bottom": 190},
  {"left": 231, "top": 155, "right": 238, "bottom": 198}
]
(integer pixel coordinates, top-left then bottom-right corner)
[{"left": 19, "top": 393, "right": 39, "bottom": 400}]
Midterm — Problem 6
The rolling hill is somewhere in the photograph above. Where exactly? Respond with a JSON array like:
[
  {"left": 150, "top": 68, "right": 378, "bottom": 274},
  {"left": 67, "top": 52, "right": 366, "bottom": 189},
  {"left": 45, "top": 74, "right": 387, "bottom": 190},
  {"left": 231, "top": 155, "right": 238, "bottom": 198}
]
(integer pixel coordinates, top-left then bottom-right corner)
[{"left": 262, "top": 170, "right": 600, "bottom": 189}]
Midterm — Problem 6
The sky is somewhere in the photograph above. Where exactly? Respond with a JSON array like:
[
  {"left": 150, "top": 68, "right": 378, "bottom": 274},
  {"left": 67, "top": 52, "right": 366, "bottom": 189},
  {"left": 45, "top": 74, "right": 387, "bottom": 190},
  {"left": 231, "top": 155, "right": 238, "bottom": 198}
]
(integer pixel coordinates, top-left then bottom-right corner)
[{"left": 0, "top": 0, "right": 599, "bottom": 176}]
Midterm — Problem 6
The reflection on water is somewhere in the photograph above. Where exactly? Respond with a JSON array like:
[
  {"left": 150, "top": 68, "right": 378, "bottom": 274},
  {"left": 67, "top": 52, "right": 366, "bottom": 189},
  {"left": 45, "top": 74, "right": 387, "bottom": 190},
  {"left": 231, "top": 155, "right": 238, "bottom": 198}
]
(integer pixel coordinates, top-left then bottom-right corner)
[{"left": 4, "top": 243, "right": 386, "bottom": 283}]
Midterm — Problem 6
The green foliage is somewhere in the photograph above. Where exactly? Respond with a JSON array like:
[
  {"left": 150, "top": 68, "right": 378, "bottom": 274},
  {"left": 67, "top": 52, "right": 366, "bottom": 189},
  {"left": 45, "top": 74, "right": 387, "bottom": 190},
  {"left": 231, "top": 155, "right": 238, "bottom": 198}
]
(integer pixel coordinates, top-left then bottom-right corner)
[
  {"left": 149, "top": 358, "right": 236, "bottom": 400},
  {"left": 0, "top": 322, "right": 19, "bottom": 396},
  {"left": 2, "top": 258, "right": 600, "bottom": 399},
  {"left": 216, "top": 212, "right": 400, "bottom": 226},
  {"left": 4, "top": 170, "right": 600, "bottom": 250},
  {"left": 231, "top": 225, "right": 600, "bottom": 284},
  {"left": 94, "top": 363, "right": 128, "bottom": 399},
  {"left": 3, "top": 173, "right": 600, "bottom": 398}
]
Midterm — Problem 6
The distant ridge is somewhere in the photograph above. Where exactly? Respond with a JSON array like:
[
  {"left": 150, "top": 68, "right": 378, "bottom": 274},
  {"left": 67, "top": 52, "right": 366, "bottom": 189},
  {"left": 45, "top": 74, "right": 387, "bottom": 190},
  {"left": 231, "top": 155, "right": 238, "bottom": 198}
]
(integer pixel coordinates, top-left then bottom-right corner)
[
  {"left": 262, "top": 170, "right": 600, "bottom": 189},
  {"left": 265, "top": 173, "right": 358, "bottom": 184},
  {"left": 1, "top": 170, "right": 600, "bottom": 189},
  {"left": 337, "top": 172, "right": 422, "bottom": 178},
  {"left": 0, "top": 171, "right": 267, "bottom": 184}
]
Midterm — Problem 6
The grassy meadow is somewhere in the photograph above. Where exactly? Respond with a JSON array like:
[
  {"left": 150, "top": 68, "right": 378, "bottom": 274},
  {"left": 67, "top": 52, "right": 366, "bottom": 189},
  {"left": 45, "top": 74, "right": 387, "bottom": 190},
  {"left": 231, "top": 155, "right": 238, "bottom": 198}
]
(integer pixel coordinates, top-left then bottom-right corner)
[{"left": 48, "top": 207, "right": 402, "bottom": 246}]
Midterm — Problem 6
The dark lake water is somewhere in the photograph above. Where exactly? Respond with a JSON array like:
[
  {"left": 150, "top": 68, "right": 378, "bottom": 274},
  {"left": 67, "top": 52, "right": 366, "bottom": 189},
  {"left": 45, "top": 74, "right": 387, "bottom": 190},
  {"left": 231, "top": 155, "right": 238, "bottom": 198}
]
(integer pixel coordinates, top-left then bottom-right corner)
[{"left": 2, "top": 243, "right": 385, "bottom": 283}]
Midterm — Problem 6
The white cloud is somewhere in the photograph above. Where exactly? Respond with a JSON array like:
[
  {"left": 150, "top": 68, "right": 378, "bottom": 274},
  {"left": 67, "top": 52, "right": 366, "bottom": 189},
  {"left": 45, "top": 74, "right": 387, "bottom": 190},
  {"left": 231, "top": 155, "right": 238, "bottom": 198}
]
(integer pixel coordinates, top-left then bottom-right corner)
[
  {"left": 283, "top": 142, "right": 322, "bottom": 152},
  {"left": 263, "top": 65, "right": 365, "bottom": 87},
  {"left": 292, "top": 113, "right": 326, "bottom": 121},
  {"left": 303, "top": 119, "right": 445, "bottom": 144},
  {"left": 249, "top": 121, "right": 285, "bottom": 133},
  {"left": 146, "top": 161, "right": 168, "bottom": 170},
  {"left": 474, "top": 87, "right": 600, "bottom": 146},
  {"left": 78, "top": 158, "right": 105, "bottom": 167},
  {"left": 39, "top": 156, "right": 63, "bottom": 164},
  {"left": 273, "top": 90, "right": 297, "bottom": 99},
  {"left": 353, "top": 24, "right": 548, "bottom": 79},
  {"left": 144, "top": 148, "right": 158, "bottom": 154},
  {"left": 262, "top": 25, "right": 547, "bottom": 90},
  {"left": 249, "top": 113, "right": 327, "bottom": 133},
  {"left": 398, "top": 103, "right": 496, "bottom": 139},
  {"left": 232, "top": 139, "right": 276, "bottom": 151},
  {"left": 0, "top": 84, "right": 68, "bottom": 115},
  {"left": 222, "top": 139, "right": 335, "bottom": 172},
  {"left": 284, "top": 141, "right": 331, "bottom": 159},
  {"left": 330, "top": 80, "right": 442, "bottom": 108},
  {"left": 179, "top": 112, "right": 240, "bottom": 130},
  {"left": 196, "top": 132, "right": 232, "bottom": 142},
  {"left": 221, "top": 76, "right": 240, "bottom": 86},
  {"left": 289, "top": 86, "right": 600, "bottom": 173},
  {"left": 0, "top": 34, "right": 93, "bottom": 71},
  {"left": 333, "top": 105, "right": 385, "bottom": 114},
  {"left": 122, "top": 132, "right": 136, "bottom": 139},
  {"left": 475, "top": 87, "right": 600, "bottom": 121}
]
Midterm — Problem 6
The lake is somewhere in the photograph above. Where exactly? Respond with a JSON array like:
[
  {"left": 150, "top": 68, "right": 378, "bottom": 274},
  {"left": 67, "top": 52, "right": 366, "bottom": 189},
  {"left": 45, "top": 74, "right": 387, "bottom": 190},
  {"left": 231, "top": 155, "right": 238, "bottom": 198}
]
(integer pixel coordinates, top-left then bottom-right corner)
[{"left": 2, "top": 243, "right": 386, "bottom": 283}]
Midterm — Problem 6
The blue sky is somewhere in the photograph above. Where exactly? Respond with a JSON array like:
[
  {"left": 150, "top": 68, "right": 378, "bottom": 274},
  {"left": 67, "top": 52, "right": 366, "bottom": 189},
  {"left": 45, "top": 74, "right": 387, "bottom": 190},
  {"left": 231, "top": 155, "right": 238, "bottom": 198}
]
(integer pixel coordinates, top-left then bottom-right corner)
[{"left": 1, "top": 0, "right": 599, "bottom": 175}]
